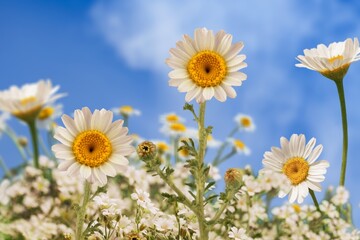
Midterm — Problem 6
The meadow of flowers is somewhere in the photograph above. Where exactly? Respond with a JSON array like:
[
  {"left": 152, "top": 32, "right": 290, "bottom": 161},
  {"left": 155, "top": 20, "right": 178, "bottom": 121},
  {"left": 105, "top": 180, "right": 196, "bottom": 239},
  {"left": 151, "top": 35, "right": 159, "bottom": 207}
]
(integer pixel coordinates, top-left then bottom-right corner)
[{"left": 0, "top": 28, "right": 359, "bottom": 240}]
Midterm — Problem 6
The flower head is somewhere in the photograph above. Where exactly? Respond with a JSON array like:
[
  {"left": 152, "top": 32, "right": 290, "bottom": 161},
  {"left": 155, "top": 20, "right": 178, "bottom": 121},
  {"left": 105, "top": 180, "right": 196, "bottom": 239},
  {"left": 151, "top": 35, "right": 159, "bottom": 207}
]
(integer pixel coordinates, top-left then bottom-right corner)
[
  {"left": 166, "top": 27, "right": 247, "bottom": 103},
  {"left": 160, "top": 112, "right": 185, "bottom": 124},
  {"left": 52, "top": 107, "right": 134, "bottom": 186},
  {"left": 296, "top": 38, "right": 360, "bottom": 81},
  {"left": 228, "top": 138, "right": 250, "bottom": 155},
  {"left": 112, "top": 105, "right": 141, "bottom": 117},
  {"left": 262, "top": 134, "right": 330, "bottom": 203},
  {"left": 234, "top": 113, "right": 255, "bottom": 131},
  {"left": 37, "top": 104, "right": 63, "bottom": 130},
  {"left": 0, "top": 80, "right": 65, "bottom": 122}
]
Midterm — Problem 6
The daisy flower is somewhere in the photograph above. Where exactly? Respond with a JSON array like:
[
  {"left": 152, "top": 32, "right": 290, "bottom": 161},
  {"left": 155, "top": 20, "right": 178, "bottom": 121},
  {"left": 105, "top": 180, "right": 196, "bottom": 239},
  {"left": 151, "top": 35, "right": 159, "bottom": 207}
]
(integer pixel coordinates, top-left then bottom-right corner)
[
  {"left": 0, "top": 80, "right": 64, "bottom": 122},
  {"left": 262, "top": 134, "right": 330, "bottom": 203},
  {"left": 112, "top": 105, "right": 141, "bottom": 117},
  {"left": 296, "top": 38, "right": 360, "bottom": 81},
  {"left": 166, "top": 27, "right": 247, "bottom": 103},
  {"left": 52, "top": 107, "right": 134, "bottom": 186},
  {"left": 228, "top": 138, "right": 250, "bottom": 155},
  {"left": 160, "top": 122, "right": 187, "bottom": 137},
  {"left": 228, "top": 227, "right": 251, "bottom": 240},
  {"left": 160, "top": 112, "right": 185, "bottom": 124},
  {"left": 37, "top": 104, "right": 63, "bottom": 130},
  {"left": 234, "top": 113, "right": 255, "bottom": 131}
]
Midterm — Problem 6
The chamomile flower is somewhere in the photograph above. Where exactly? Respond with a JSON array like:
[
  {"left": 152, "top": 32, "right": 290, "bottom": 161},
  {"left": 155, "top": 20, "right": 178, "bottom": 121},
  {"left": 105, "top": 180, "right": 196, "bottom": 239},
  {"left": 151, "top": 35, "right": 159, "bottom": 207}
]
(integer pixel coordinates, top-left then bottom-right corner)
[
  {"left": 37, "top": 104, "right": 63, "bottom": 130},
  {"left": 228, "top": 138, "right": 251, "bottom": 155},
  {"left": 0, "top": 80, "right": 64, "bottom": 121},
  {"left": 296, "top": 38, "right": 360, "bottom": 81},
  {"left": 234, "top": 114, "right": 255, "bottom": 131},
  {"left": 228, "top": 227, "right": 251, "bottom": 240},
  {"left": 160, "top": 122, "right": 187, "bottom": 136},
  {"left": 262, "top": 134, "right": 330, "bottom": 203},
  {"left": 112, "top": 105, "right": 141, "bottom": 117},
  {"left": 52, "top": 107, "right": 134, "bottom": 186},
  {"left": 166, "top": 28, "right": 247, "bottom": 103},
  {"left": 160, "top": 112, "right": 185, "bottom": 124}
]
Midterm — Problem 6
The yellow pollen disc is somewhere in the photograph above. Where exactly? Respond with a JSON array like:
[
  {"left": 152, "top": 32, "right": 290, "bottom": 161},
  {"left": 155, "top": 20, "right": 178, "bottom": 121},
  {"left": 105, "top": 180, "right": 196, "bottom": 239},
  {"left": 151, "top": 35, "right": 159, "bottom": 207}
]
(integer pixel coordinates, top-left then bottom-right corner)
[
  {"left": 292, "top": 204, "right": 301, "bottom": 213},
  {"left": 157, "top": 142, "right": 169, "bottom": 152},
  {"left": 38, "top": 106, "right": 54, "bottom": 120},
  {"left": 282, "top": 157, "right": 309, "bottom": 185},
  {"left": 20, "top": 96, "right": 37, "bottom": 106},
  {"left": 328, "top": 55, "right": 344, "bottom": 64},
  {"left": 240, "top": 117, "right": 251, "bottom": 127},
  {"left": 187, "top": 50, "right": 227, "bottom": 87},
  {"left": 120, "top": 105, "right": 133, "bottom": 114},
  {"left": 234, "top": 140, "right": 245, "bottom": 150},
  {"left": 170, "top": 123, "right": 186, "bottom": 132},
  {"left": 166, "top": 114, "right": 179, "bottom": 122},
  {"left": 207, "top": 135, "right": 213, "bottom": 141},
  {"left": 72, "top": 130, "right": 112, "bottom": 167}
]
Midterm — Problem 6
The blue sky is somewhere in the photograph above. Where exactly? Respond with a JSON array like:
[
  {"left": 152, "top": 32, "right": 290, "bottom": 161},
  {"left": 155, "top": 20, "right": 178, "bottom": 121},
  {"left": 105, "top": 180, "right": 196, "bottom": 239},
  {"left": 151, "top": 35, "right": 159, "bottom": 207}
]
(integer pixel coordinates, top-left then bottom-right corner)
[{"left": 1, "top": 0, "right": 360, "bottom": 226}]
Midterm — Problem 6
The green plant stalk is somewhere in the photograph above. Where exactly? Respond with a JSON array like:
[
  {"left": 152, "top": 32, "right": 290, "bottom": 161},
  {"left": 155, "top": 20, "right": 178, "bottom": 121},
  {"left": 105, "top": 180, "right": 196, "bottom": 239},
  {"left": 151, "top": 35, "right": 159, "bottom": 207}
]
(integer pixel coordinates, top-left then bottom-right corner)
[
  {"left": 196, "top": 102, "right": 208, "bottom": 240},
  {"left": 335, "top": 80, "right": 348, "bottom": 186},
  {"left": 4, "top": 126, "right": 28, "bottom": 163},
  {"left": 309, "top": 189, "right": 321, "bottom": 213},
  {"left": 172, "top": 136, "right": 180, "bottom": 163},
  {"left": 27, "top": 120, "right": 40, "bottom": 168},
  {"left": 155, "top": 166, "right": 198, "bottom": 215},
  {"left": 75, "top": 181, "right": 91, "bottom": 240},
  {"left": 122, "top": 114, "right": 129, "bottom": 128},
  {"left": 38, "top": 131, "right": 52, "bottom": 158},
  {"left": 0, "top": 156, "right": 12, "bottom": 178},
  {"left": 208, "top": 188, "right": 236, "bottom": 226},
  {"left": 212, "top": 126, "right": 239, "bottom": 166}
]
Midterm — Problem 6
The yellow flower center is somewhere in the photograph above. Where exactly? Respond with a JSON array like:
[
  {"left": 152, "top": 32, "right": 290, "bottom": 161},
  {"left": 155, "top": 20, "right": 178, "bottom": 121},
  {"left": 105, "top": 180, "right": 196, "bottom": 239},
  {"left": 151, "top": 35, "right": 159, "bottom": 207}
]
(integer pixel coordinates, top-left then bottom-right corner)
[
  {"left": 240, "top": 117, "right": 251, "bottom": 127},
  {"left": 292, "top": 204, "right": 301, "bottom": 214},
  {"left": 157, "top": 142, "right": 169, "bottom": 152},
  {"left": 234, "top": 139, "right": 245, "bottom": 150},
  {"left": 166, "top": 114, "right": 179, "bottom": 122},
  {"left": 328, "top": 55, "right": 344, "bottom": 64},
  {"left": 187, "top": 50, "right": 227, "bottom": 87},
  {"left": 20, "top": 96, "right": 37, "bottom": 106},
  {"left": 170, "top": 123, "right": 186, "bottom": 132},
  {"left": 282, "top": 157, "right": 309, "bottom": 185},
  {"left": 120, "top": 105, "right": 133, "bottom": 114},
  {"left": 207, "top": 135, "right": 213, "bottom": 141},
  {"left": 38, "top": 106, "right": 54, "bottom": 120},
  {"left": 72, "top": 130, "right": 112, "bottom": 167}
]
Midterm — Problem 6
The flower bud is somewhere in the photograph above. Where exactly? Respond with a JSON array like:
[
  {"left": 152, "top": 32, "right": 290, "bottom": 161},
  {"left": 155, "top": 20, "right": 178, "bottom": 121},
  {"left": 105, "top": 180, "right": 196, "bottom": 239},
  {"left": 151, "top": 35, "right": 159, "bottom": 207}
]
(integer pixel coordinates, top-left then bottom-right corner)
[
  {"left": 224, "top": 168, "right": 244, "bottom": 189},
  {"left": 137, "top": 141, "right": 157, "bottom": 161},
  {"left": 18, "top": 136, "right": 28, "bottom": 147}
]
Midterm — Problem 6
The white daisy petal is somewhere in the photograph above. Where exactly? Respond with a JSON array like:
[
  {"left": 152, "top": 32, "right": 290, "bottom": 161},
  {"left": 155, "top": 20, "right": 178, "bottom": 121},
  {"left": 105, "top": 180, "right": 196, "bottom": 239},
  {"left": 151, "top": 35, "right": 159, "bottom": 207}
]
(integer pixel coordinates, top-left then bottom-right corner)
[{"left": 166, "top": 28, "right": 246, "bottom": 103}]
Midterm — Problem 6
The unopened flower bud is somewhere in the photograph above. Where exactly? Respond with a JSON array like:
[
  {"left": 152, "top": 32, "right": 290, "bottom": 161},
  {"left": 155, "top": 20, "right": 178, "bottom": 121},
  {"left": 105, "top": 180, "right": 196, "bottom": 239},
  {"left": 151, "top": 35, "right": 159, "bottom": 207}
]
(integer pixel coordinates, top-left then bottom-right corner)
[
  {"left": 18, "top": 136, "right": 28, "bottom": 147},
  {"left": 224, "top": 168, "right": 244, "bottom": 189},
  {"left": 137, "top": 141, "right": 156, "bottom": 161}
]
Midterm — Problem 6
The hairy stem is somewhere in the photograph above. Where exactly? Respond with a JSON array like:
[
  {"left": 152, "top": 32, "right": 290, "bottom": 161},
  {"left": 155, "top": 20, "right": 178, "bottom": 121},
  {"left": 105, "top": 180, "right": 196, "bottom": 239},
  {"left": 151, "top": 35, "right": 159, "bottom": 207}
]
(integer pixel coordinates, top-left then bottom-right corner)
[
  {"left": 197, "top": 102, "right": 208, "bottom": 240},
  {"left": 75, "top": 181, "right": 91, "bottom": 240}
]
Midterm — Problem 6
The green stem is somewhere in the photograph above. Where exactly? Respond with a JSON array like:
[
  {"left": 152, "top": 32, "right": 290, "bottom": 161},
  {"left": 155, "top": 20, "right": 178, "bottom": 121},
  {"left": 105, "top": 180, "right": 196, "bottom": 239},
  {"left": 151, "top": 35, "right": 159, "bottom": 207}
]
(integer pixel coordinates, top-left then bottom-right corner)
[
  {"left": 155, "top": 166, "right": 198, "bottom": 214},
  {"left": 335, "top": 81, "right": 348, "bottom": 186},
  {"left": 208, "top": 188, "right": 236, "bottom": 226},
  {"left": 212, "top": 126, "right": 239, "bottom": 166},
  {"left": 27, "top": 120, "right": 40, "bottom": 168},
  {"left": 309, "top": 189, "right": 321, "bottom": 213},
  {"left": 172, "top": 136, "right": 180, "bottom": 164},
  {"left": 0, "top": 156, "right": 12, "bottom": 178},
  {"left": 215, "top": 149, "right": 237, "bottom": 166},
  {"left": 38, "top": 131, "right": 52, "bottom": 158},
  {"left": 197, "top": 102, "right": 208, "bottom": 240},
  {"left": 4, "top": 126, "right": 28, "bottom": 163},
  {"left": 122, "top": 115, "right": 129, "bottom": 128},
  {"left": 75, "top": 181, "right": 91, "bottom": 240}
]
